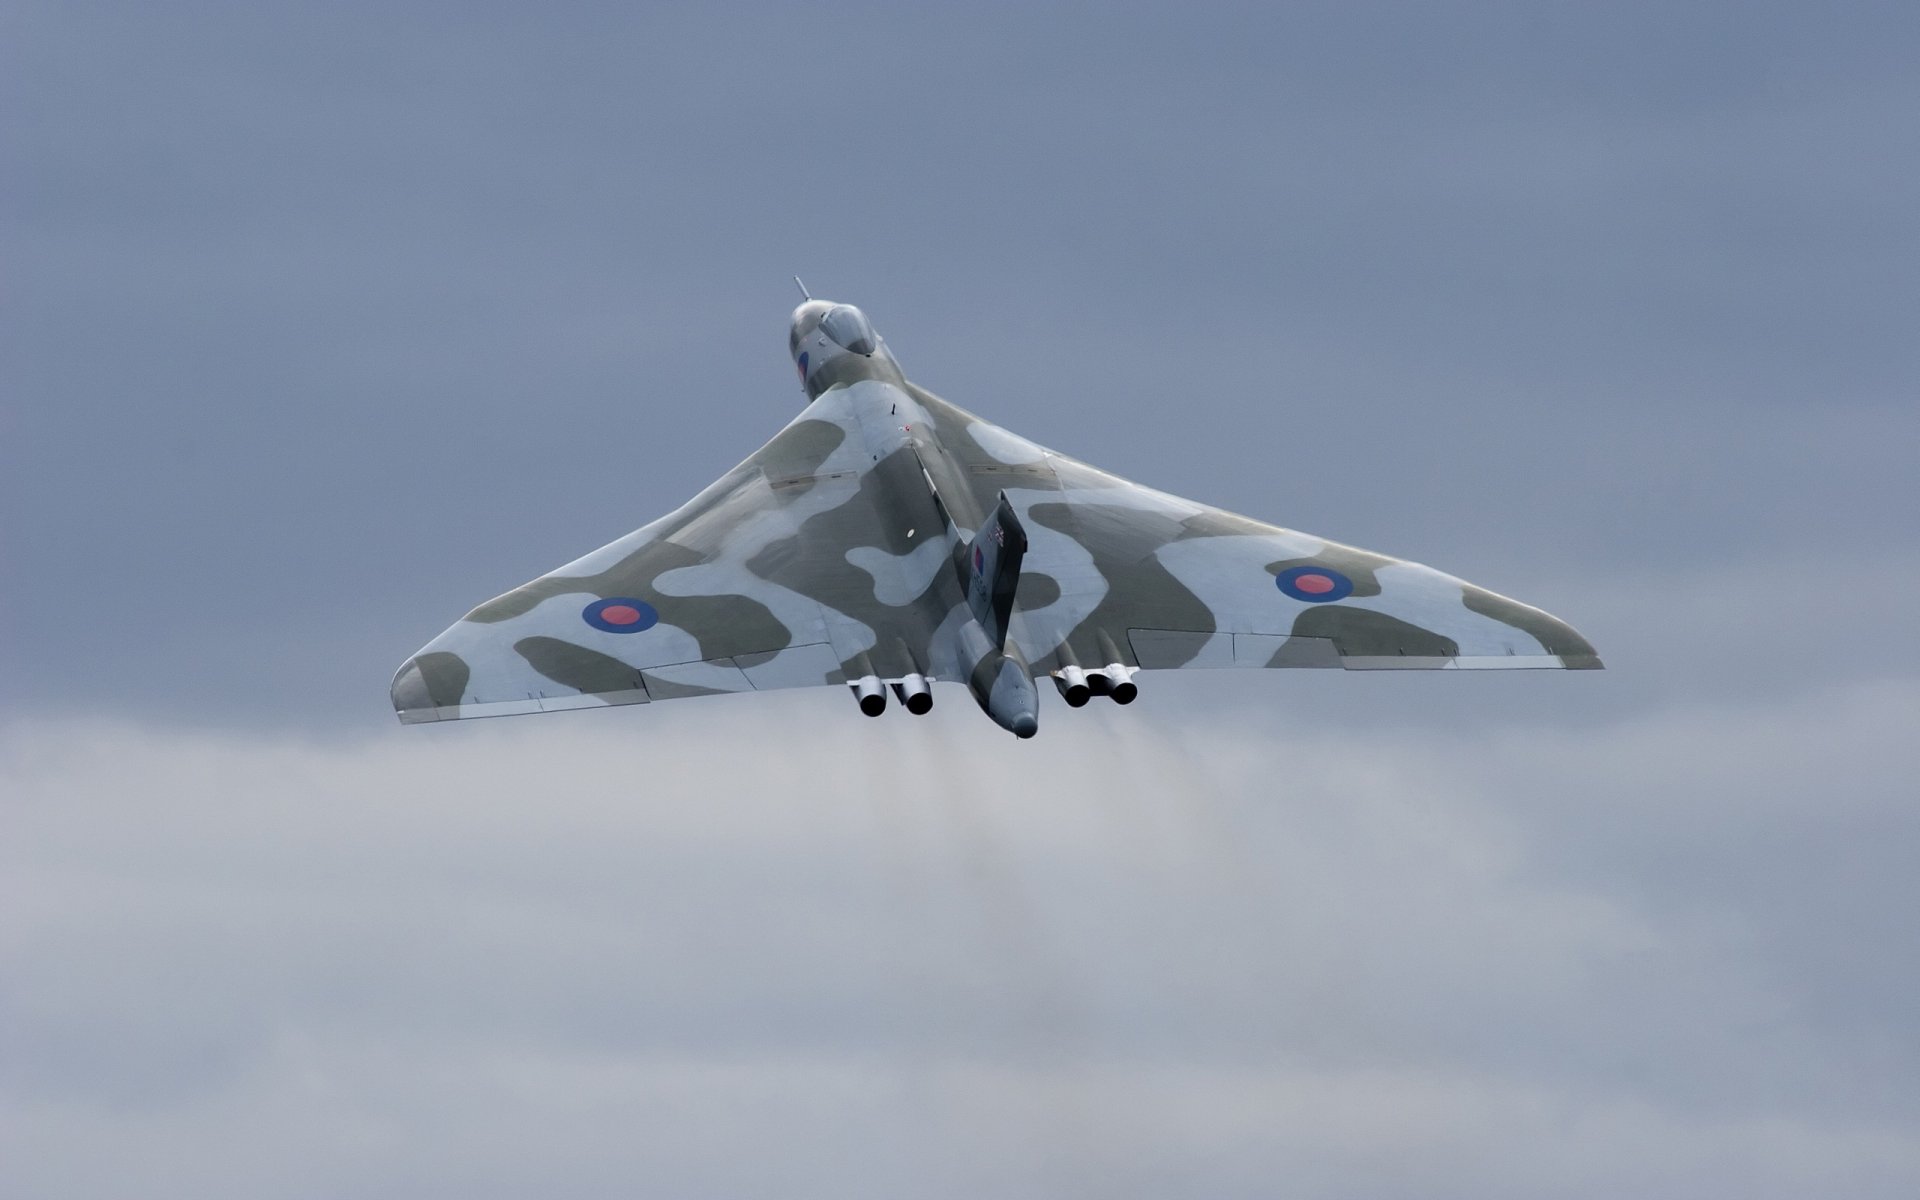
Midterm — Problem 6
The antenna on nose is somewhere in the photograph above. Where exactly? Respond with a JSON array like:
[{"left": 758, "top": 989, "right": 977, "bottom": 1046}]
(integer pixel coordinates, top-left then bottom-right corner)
[{"left": 793, "top": 276, "right": 811, "bottom": 301}]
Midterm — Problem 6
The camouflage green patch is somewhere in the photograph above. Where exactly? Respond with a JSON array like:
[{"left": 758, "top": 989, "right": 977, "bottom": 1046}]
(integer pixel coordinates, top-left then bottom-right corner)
[
  {"left": 669, "top": 476, "right": 785, "bottom": 555},
  {"left": 759, "top": 419, "right": 846, "bottom": 481},
  {"left": 907, "top": 383, "right": 1040, "bottom": 464},
  {"left": 466, "top": 419, "right": 847, "bottom": 627},
  {"left": 1179, "top": 508, "right": 1284, "bottom": 539},
  {"left": 1127, "top": 629, "right": 1216, "bottom": 668},
  {"left": 1028, "top": 501, "right": 1215, "bottom": 664},
  {"left": 466, "top": 540, "right": 704, "bottom": 623},
  {"left": 906, "top": 438, "right": 986, "bottom": 531},
  {"left": 638, "top": 673, "right": 736, "bottom": 701},
  {"left": 808, "top": 353, "right": 906, "bottom": 399},
  {"left": 1018, "top": 571, "right": 1062, "bottom": 611},
  {"left": 465, "top": 587, "right": 556, "bottom": 624},
  {"left": 666, "top": 594, "right": 793, "bottom": 663},
  {"left": 749, "top": 448, "right": 946, "bottom": 608},
  {"left": 1034, "top": 499, "right": 1187, "bottom": 553},
  {"left": 968, "top": 651, "right": 1003, "bottom": 698},
  {"left": 413, "top": 652, "right": 470, "bottom": 708},
  {"left": 464, "top": 532, "right": 790, "bottom": 663},
  {"left": 514, "top": 637, "right": 641, "bottom": 696},
  {"left": 838, "top": 641, "right": 919, "bottom": 681},
  {"left": 1462, "top": 585, "right": 1600, "bottom": 659},
  {"left": 1292, "top": 605, "right": 1460, "bottom": 659},
  {"left": 1264, "top": 635, "right": 1344, "bottom": 668}
]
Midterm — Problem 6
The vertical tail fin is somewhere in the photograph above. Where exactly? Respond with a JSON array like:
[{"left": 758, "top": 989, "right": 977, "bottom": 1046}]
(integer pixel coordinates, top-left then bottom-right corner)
[{"left": 963, "top": 491, "right": 1027, "bottom": 649}]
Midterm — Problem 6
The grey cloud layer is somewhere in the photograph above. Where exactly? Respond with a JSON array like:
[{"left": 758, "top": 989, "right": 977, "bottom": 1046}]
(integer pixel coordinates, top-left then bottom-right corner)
[{"left": 5, "top": 681, "right": 1918, "bottom": 1198}]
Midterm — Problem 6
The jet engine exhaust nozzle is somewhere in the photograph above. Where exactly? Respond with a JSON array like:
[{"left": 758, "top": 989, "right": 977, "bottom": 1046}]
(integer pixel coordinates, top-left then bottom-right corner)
[
  {"left": 852, "top": 675, "right": 887, "bottom": 717},
  {"left": 1053, "top": 666, "right": 1091, "bottom": 708},
  {"left": 896, "top": 673, "right": 933, "bottom": 715},
  {"left": 1072, "top": 665, "right": 1138, "bottom": 706}
]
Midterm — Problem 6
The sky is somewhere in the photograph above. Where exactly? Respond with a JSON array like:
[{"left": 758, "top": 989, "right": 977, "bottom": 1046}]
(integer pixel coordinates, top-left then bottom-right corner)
[{"left": 4, "top": 2, "right": 1918, "bottom": 1196}]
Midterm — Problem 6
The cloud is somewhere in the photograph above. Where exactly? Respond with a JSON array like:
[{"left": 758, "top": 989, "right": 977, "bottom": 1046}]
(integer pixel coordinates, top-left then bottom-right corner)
[{"left": 3, "top": 676, "right": 1916, "bottom": 1198}]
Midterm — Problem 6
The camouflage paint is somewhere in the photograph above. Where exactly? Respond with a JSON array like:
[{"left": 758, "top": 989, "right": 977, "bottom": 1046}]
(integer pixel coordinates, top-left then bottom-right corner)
[{"left": 392, "top": 298, "right": 1602, "bottom": 734}]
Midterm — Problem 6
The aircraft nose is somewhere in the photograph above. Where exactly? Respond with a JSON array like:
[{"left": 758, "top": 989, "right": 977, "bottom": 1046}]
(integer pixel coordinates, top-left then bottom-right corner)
[{"left": 1010, "top": 712, "right": 1038, "bottom": 739}]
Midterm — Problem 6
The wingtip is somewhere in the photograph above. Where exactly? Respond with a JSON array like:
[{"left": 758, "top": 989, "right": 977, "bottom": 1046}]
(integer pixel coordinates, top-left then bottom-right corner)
[{"left": 390, "top": 659, "right": 439, "bottom": 722}]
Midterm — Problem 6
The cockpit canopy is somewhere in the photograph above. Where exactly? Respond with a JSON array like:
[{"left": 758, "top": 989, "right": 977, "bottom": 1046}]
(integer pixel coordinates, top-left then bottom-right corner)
[
  {"left": 818, "top": 304, "right": 877, "bottom": 356},
  {"left": 788, "top": 297, "right": 898, "bottom": 402}
]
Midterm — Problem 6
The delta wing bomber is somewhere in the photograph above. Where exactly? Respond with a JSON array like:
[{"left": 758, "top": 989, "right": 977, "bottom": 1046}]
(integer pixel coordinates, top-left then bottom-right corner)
[{"left": 391, "top": 290, "right": 1600, "bottom": 738}]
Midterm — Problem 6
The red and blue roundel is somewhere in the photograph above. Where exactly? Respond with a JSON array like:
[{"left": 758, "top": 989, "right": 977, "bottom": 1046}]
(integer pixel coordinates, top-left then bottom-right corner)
[
  {"left": 582, "top": 597, "right": 659, "bottom": 633},
  {"left": 1276, "top": 566, "right": 1353, "bottom": 603}
]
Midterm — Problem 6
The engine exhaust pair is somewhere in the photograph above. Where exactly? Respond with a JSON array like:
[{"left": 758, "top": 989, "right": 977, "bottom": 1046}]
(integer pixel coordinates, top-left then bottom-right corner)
[
  {"left": 850, "top": 672, "right": 934, "bottom": 717},
  {"left": 1050, "top": 664, "right": 1138, "bottom": 707}
]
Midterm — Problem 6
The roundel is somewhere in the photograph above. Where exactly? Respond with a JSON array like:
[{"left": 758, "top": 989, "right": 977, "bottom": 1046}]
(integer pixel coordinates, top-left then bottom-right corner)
[
  {"left": 1275, "top": 565, "right": 1354, "bottom": 603},
  {"left": 582, "top": 597, "right": 659, "bottom": 633}
]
